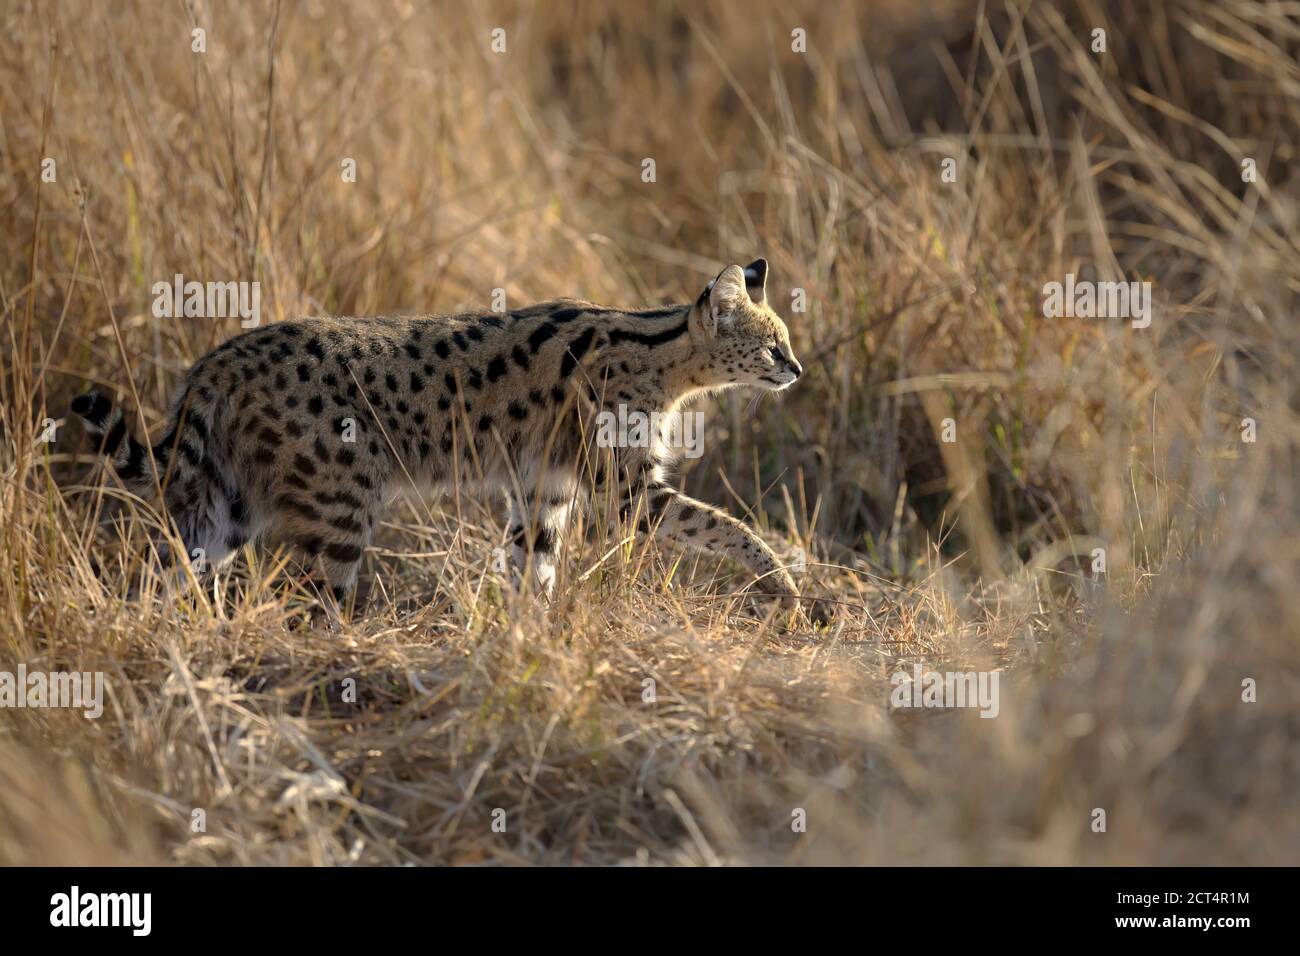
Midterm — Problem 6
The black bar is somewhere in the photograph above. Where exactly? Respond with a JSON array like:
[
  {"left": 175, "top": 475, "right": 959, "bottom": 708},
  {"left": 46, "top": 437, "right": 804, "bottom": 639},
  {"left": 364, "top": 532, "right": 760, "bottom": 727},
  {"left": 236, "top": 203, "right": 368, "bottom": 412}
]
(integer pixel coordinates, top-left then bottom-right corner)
[{"left": 0, "top": 866, "right": 1281, "bottom": 942}]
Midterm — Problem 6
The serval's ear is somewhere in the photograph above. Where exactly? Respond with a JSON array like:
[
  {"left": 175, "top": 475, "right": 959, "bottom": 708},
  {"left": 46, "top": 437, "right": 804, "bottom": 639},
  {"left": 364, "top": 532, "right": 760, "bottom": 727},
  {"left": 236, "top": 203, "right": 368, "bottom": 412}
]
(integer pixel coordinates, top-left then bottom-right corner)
[
  {"left": 742, "top": 258, "right": 768, "bottom": 306},
  {"left": 704, "top": 265, "right": 748, "bottom": 335}
]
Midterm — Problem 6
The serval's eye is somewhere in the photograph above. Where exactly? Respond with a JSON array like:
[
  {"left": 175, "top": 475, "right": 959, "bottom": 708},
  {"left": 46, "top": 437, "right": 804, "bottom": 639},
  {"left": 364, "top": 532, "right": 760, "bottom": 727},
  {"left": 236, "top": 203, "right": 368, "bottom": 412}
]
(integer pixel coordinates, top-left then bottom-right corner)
[{"left": 768, "top": 345, "right": 782, "bottom": 363}]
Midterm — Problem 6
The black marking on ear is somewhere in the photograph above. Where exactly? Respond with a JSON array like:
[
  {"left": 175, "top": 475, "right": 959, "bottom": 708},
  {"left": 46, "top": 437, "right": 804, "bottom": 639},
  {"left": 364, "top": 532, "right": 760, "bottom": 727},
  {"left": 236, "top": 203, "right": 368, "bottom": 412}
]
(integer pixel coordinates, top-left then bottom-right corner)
[
  {"left": 742, "top": 258, "right": 768, "bottom": 303},
  {"left": 699, "top": 273, "right": 720, "bottom": 304},
  {"left": 71, "top": 391, "right": 112, "bottom": 429}
]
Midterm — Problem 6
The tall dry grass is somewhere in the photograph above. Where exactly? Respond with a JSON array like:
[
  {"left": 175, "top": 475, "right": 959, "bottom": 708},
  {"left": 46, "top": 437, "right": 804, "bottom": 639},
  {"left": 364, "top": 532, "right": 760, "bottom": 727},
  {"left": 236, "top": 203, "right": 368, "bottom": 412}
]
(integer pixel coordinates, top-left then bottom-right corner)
[{"left": 0, "top": 0, "right": 1297, "bottom": 864}]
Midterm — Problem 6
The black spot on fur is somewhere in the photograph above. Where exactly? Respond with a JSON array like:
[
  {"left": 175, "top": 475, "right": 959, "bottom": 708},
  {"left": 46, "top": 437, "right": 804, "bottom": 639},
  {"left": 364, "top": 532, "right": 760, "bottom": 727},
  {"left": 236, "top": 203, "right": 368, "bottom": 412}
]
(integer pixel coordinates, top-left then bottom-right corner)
[
  {"left": 101, "top": 417, "right": 128, "bottom": 455},
  {"left": 329, "top": 514, "right": 363, "bottom": 534},
  {"left": 559, "top": 327, "right": 596, "bottom": 377},
  {"left": 528, "top": 323, "right": 558, "bottom": 353},
  {"left": 278, "top": 495, "right": 322, "bottom": 520},
  {"left": 608, "top": 318, "right": 689, "bottom": 347},
  {"left": 535, "top": 526, "right": 556, "bottom": 554},
  {"left": 325, "top": 542, "right": 362, "bottom": 563},
  {"left": 119, "top": 439, "right": 146, "bottom": 480},
  {"left": 178, "top": 442, "right": 203, "bottom": 468}
]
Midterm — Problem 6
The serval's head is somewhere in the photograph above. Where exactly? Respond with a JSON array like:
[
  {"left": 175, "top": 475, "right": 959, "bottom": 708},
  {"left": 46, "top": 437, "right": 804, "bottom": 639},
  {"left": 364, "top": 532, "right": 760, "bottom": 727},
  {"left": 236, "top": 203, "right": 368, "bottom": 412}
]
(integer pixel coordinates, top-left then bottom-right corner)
[{"left": 694, "top": 258, "right": 803, "bottom": 392}]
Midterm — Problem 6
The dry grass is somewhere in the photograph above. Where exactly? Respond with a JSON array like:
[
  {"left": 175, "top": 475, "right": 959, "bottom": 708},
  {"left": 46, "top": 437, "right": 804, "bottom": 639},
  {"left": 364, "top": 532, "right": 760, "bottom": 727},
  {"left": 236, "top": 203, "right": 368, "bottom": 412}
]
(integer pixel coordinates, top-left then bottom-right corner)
[{"left": 1, "top": 0, "right": 1297, "bottom": 865}]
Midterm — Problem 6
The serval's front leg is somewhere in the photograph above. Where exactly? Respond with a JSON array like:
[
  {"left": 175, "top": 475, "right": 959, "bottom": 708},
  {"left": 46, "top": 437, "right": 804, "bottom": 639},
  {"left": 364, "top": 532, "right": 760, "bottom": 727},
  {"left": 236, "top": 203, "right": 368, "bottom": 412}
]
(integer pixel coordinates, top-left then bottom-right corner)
[
  {"left": 639, "top": 486, "right": 799, "bottom": 606},
  {"left": 599, "top": 450, "right": 800, "bottom": 611},
  {"left": 506, "top": 490, "right": 571, "bottom": 598}
]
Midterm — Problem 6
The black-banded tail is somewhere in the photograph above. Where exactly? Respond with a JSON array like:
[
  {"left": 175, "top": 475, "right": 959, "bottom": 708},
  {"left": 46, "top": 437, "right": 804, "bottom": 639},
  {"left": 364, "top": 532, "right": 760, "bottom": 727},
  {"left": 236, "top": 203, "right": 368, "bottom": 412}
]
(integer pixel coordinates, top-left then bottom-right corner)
[{"left": 70, "top": 390, "right": 166, "bottom": 493}]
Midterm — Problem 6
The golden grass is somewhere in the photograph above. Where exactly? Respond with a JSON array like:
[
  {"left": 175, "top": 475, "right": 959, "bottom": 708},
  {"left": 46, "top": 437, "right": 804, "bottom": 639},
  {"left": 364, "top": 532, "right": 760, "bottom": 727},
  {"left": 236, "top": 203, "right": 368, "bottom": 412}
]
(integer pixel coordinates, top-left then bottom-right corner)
[{"left": 1, "top": 0, "right": 1297, "bottom": 865}]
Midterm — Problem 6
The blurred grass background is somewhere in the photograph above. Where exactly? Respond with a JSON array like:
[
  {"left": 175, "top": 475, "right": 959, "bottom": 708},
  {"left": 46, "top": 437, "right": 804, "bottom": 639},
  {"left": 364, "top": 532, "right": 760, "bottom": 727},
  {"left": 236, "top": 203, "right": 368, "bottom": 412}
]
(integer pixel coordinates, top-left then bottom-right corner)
[{"left": 0, "top": 0, "right": 1297, "bottom": 864}]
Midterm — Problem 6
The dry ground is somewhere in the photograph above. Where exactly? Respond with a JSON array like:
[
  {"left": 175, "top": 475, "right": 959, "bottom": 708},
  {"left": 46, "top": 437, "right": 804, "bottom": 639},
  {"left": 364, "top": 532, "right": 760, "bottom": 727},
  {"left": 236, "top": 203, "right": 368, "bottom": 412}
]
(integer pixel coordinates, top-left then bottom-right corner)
[{"left": 1, "top": 0, "right": 1297, "bottom": 865}]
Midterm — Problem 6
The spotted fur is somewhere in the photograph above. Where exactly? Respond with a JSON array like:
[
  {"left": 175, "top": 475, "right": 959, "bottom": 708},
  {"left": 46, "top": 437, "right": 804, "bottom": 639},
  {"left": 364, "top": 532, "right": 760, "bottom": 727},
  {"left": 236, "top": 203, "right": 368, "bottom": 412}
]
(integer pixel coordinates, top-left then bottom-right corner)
[{"left": 72, "top": 259, "right": 807, "bottom": 610}]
